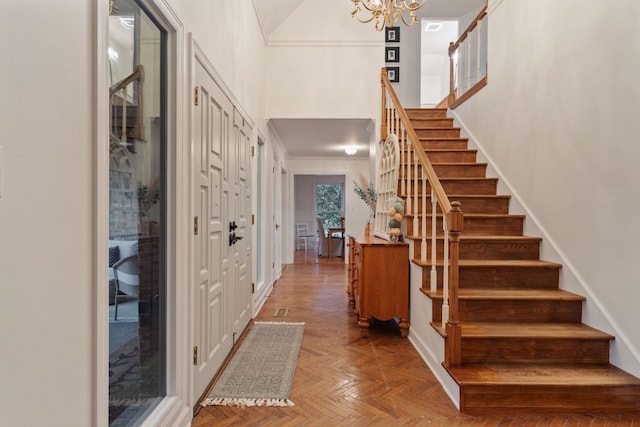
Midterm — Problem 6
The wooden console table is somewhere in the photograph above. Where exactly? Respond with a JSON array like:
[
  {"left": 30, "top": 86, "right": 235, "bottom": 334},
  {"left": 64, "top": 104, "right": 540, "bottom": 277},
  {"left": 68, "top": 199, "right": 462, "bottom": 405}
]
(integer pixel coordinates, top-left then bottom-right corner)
[{"left": 347, "top": 235, "right": 409, "bottom": 337}]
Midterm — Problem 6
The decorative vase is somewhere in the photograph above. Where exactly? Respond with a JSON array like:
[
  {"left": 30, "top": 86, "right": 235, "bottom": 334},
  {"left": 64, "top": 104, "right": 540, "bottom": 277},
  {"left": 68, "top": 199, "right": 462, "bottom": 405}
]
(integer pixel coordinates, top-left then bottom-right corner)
[{"left": 386, "top": 198, "right": 405, "bottom": 242}]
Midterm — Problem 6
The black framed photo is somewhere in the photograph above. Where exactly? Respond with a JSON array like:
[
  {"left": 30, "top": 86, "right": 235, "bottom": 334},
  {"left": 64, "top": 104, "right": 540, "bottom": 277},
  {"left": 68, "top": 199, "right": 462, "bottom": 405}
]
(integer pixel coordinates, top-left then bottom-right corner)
[
  {"left": 386, "top": 66, "right": 399, "bottom": 83},
  {"left": 385, "top": 46, "right": 399, "bottom": 63},
  {"left": 385, "top": 26, "right": 400, "bottom": 42}
]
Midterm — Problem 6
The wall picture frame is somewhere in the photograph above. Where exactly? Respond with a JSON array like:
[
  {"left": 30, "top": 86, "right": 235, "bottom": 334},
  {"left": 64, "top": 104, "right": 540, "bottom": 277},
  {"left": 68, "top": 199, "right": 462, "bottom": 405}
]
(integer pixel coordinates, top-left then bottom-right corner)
[
  {"left": 385, "top": 46, "right": 399, "bottom": 63},
  {"left": 386, "top": 66, "right": 399, "bottom": 83},
  {"left": 385, "top": 26, "right": 400, "bottom": 42}
]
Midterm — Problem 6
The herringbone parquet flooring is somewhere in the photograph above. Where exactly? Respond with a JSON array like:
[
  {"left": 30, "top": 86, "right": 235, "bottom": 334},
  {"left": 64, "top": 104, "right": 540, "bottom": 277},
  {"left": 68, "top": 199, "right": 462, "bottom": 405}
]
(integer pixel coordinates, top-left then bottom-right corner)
[{"left": 193, "top": 263, "right": 640, "bottom": 426}]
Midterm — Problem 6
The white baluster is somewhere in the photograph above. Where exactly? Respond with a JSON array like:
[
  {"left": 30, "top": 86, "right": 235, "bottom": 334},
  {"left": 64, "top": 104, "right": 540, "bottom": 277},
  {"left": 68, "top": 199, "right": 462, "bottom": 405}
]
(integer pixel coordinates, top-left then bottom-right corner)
[
  {"left": 412, "top": 141, "right": 419, "bottom": 235},
  {"left": 121, "top": 86, "right": 128, "bottom": 145},
  {"left": 421, "top": 172, "right": 427, "bottom": 264},
  {"left": 477, "top": 20, "right": 482, "bottom": 85},
  {"left": 400, "top": 127, "right": 406, "bottom": 197},
  {"left": 442, "top": 215, "right": 449, "bottom": 328},
  {"left": 430, "top": 188, "right": 437, "bottom": 291},
  {"left": 466, "top": 37, "right": 471, "bottom": 92}
]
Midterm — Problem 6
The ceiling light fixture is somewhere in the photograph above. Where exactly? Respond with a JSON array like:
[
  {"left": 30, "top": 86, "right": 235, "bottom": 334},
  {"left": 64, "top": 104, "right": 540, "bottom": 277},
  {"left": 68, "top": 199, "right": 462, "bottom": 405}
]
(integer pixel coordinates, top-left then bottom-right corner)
[
  {"left": 351, "top": 0, "right": 426, "bottom": 32},
  {"left": 424, "top": 22, "right": 442, "bottom": 31},
  {"left": 345, "top": 146, "right": 358, "bottom": 155}
]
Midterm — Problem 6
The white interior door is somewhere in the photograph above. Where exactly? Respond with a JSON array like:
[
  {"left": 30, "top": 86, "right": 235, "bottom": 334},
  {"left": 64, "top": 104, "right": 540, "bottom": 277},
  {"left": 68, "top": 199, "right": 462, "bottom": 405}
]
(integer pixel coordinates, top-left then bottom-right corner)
[
  {"left": 193, "top": 59, "right": 233, "bottom": 399},
  {"left": 230, "top": 109, "right": 252, "bottom": 337},
  {"left": 192, "top": 57, "right": 253, "bottom": 400}
]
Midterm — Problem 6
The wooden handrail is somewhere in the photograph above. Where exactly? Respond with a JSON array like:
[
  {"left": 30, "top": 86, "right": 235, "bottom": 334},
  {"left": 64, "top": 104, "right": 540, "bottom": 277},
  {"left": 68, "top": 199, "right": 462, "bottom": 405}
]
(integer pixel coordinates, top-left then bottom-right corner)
[
  {"left": 109, "top": 64, "right": 144, "bottom": 97},
  {"left": 110, "top": 65, "right": 145, "bottom": 144},
  {"left": 448, "top": 5, "right": 487, "bottom": 55},
  {"left": 381, "top": 69, "right": 452, "bottom": 215},
  {"left": 380, "top": 68, "right": 463, "bottom": 366},
  {"left": 447, "top": 4, "right": 488, "bottom": 110}
]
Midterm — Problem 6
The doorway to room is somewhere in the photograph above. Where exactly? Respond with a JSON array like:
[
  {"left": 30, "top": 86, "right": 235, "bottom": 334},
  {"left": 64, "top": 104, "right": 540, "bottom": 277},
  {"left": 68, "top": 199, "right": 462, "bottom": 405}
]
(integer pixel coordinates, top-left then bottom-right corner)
[{"left": 293, "top": 174, "right": 345, "bottom": 264}]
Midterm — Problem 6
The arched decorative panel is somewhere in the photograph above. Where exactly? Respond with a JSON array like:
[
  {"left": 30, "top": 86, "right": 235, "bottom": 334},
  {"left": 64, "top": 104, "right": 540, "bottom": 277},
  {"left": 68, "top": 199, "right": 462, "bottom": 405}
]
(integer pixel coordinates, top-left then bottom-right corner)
[{"left": 373, "top": 134, "right": 400, "bottom": 240}]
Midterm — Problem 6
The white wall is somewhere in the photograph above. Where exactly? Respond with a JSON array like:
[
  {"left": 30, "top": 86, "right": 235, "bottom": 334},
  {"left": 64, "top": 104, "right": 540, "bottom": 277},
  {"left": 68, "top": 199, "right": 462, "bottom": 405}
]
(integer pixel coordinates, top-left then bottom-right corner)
[
  {"left": 0, "top": 2, "right": 94, "bottom": 425},
  {"left": 453, "top": 0, "right": 640, "bottom": 376},
  {"left": 264, "top": 0, "right": 383, "bottom": 120}
]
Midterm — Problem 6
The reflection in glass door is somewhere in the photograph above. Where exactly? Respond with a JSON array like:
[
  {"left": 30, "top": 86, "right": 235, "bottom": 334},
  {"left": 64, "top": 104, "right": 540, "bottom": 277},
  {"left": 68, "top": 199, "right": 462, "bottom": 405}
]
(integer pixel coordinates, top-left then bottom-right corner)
[{"left": 108, "top": 1, "right": 165, "bottom": 424}]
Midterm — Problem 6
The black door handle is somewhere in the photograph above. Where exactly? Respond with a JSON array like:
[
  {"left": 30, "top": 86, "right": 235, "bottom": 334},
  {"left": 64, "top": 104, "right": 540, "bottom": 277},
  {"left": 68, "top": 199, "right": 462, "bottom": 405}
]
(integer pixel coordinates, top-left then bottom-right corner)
[{"left": 229, "top": 232, "right": 244, "bottom": 246}]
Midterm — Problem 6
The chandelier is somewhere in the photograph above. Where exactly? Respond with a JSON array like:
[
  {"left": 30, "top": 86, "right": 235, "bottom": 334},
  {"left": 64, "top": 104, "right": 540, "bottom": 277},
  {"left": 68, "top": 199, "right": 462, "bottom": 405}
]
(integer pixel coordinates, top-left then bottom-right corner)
[{"left": 351, "top": 0, "right": 427, "bottom": 31}]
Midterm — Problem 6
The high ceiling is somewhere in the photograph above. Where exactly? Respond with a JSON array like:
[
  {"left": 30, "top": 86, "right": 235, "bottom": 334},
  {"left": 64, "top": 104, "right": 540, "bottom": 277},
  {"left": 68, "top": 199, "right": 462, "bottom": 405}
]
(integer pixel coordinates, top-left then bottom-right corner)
[{"left": 253, "top": 0, "right": 486, "bottom": 159}]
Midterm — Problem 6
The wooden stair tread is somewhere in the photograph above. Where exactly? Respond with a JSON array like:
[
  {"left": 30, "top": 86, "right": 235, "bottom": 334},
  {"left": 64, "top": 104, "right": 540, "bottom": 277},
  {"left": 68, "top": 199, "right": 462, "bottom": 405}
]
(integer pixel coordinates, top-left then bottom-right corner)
[
  {"left": 424, "top": 149, "right": 477, "bottom": 152},
  {"left": 458, "top": 259, "right": 561, "bottom": 267},
  {"left": 413, "top": 258, "right": 562, "bottom": 268},
  {"left": 445, "top": 363, "right": 640, "bottom": 386},
  {"left": 409, "top": 213, "right": 525, "bottom": 218},
  {"left": 460, "top": 321, "right": 614, "bottom": 339},
  {"left": 427, "top": 288, "right": 585, "bottom": 301},
  {"left": 409, "top": 235, "right": 541, "bottom": 242},
  {"left": 418, "top": 137, "right": 468, "bottom": 141},
  {"left": 462, "top": 235, "right": 540, "bottom": 242},
  {"left": 400, "top": 162, "right": 487, "bottom": 167},
  {"left": 413, "top": 126, "right": 461, "bottom": 131}
]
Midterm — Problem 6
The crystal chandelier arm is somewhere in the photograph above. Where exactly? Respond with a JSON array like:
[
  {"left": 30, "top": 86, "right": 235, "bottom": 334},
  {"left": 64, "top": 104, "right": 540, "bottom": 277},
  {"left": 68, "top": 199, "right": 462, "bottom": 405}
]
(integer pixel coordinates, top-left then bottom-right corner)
[
  {"left": 355, "top": 0, "right": 382, "bottom": 13},
  {"left": 352, "top": 0, "right": 382, "bottom": 24},
  {"left": 400, "top": 10, "right": 419, "bottom": 26},
  {"left": 352, "top": 8, "right": 377, "bottom": 24}
]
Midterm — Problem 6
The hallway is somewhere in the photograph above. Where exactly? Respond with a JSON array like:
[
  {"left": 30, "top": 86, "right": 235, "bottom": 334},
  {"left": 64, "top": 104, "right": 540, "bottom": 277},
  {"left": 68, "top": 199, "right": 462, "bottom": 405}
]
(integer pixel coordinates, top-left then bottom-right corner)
[{"left": 193, "top": 263, "right": 640, "bottom": 426}]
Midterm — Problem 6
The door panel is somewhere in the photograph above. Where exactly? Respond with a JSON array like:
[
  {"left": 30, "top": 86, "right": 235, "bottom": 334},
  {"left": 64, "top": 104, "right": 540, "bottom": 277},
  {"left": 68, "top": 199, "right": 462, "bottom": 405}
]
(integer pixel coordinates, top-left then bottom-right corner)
[
  {"left": 233, "top": 115, "right": 252, "bottom": 332},
  {"left": 193, "top": 60, "right": 232, "bottom": 399}
]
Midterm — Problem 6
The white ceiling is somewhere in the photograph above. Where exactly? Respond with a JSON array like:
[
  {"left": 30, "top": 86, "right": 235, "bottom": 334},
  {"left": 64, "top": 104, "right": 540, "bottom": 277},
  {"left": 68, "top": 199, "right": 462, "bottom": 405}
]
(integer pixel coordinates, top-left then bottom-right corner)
[
  {"left": 254, "top": 0, "right": 485, "bottom": 159},
  {"left": 269, "top": 118, "right": 373, "bottom": 158}
]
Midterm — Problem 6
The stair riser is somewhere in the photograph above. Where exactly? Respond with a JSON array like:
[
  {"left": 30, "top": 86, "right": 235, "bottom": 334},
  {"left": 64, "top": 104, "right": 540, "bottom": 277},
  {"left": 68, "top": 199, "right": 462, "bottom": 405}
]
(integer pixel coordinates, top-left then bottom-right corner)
[
  {"left": 425, "top": 179, "right": 497, "bottom": 195},
  {"left": 407, "top": 216, "right": 524, "bottom": 236},
  {"left": 461, "top": 338, "right": 611, "bottom": 364},
  {"left": 431, "top": 299, "right": 582, "bottom": 322},
  {"left": 410, "top": 118, "right": 454, "bottom": 127},
  {"left": 399, "top": 164, "right": 487, "bottom": 178},
  {"left": 419, "top": 139, "right": 468, "bottom": 150},
  {"left": 415, "top": 128, "right": 461, "bottom": 138},
  {"left": 422, "top": 265, "right": 560, "bottom": 289},
  {"left": 401, "top": 196, "right": 510, "bottom": 215},
  {"left": 399, "top": 179, "right": 498, "bottom": 196},
  {"left": 423, "top": 150, "right": 477, "bottom": 163},
  {"left": 460, "top": 385, "right": 640, "bottom": 414},
  {"left": 406, "top": 108, "right": 447, "bottom": 119},
  {"left": 413, "top": 239, "right": 540, "bottom": 261}
]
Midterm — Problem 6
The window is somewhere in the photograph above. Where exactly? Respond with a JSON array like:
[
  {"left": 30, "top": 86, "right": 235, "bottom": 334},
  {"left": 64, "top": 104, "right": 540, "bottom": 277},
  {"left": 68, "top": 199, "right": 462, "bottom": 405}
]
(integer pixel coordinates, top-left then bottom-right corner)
[
  {"left": 315, "top": 183, "right": 343, "bottom": 231},
  {"left": 108, "top": 0, "right": 166, "bottom": 424}
]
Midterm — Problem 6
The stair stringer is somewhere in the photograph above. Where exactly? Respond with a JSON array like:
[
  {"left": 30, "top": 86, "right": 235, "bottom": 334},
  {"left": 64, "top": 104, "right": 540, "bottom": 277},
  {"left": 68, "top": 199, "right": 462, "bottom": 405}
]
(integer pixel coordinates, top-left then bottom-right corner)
[
  {"left": 405, "top": 238, "right": 461, "bottom": 409},
  {"left": 450, "top": 109, "right": 640, "bottom": 378}
]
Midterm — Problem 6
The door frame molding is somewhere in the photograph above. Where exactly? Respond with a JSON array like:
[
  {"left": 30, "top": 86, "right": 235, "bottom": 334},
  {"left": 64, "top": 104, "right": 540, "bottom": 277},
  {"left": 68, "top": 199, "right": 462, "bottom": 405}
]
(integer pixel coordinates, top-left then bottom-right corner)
[{"left": 94, "top": 0, "right": 190, "bottom": 425}]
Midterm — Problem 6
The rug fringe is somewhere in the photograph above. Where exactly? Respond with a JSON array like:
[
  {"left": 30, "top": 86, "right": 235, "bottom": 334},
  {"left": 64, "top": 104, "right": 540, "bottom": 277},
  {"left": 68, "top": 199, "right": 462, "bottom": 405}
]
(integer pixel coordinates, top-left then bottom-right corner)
[
  {"left": 254, "top": 321, "right": 305, "bottom": 326},
  {"left": 201, "top": 397, "right": 295, "bottom": 407}
]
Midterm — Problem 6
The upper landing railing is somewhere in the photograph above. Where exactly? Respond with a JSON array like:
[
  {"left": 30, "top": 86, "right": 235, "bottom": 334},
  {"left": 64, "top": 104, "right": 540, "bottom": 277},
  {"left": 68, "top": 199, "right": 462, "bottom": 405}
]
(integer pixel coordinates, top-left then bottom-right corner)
[
  {"left": 380, "top": 68, "right": 463, "bottom": 367},
  {"left": 448, "top": 5, "right": 488, "bottom": 109}
]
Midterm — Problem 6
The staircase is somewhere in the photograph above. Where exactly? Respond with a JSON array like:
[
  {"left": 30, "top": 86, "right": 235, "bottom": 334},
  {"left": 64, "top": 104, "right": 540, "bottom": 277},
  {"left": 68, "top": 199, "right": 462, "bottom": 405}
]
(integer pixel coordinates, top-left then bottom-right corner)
[{"left": 402, "top": 107, "right": 640, "bottom": 415}]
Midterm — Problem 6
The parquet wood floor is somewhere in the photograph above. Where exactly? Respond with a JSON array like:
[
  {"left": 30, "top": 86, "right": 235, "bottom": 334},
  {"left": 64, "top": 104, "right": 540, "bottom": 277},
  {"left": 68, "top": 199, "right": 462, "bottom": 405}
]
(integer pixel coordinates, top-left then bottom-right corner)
[{"left": 192, "top": 263, "right": 640, "bottom": 426}]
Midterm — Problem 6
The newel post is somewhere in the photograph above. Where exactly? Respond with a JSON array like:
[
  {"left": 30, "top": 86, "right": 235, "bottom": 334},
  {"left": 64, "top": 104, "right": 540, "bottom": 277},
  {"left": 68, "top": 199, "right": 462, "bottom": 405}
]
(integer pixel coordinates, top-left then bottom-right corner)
[
  {"left": 381, "top": 68, "right": 388, "bottom": 142},
  {"left": 445, "top": 201, "right": 463, "bottom": 366}
]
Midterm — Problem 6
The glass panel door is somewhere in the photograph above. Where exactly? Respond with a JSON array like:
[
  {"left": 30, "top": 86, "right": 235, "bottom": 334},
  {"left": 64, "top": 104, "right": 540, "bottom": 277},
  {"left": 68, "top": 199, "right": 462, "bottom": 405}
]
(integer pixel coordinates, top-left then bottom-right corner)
[{"left": 108, "top": 1, "right": 166, "bottom": 424}]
